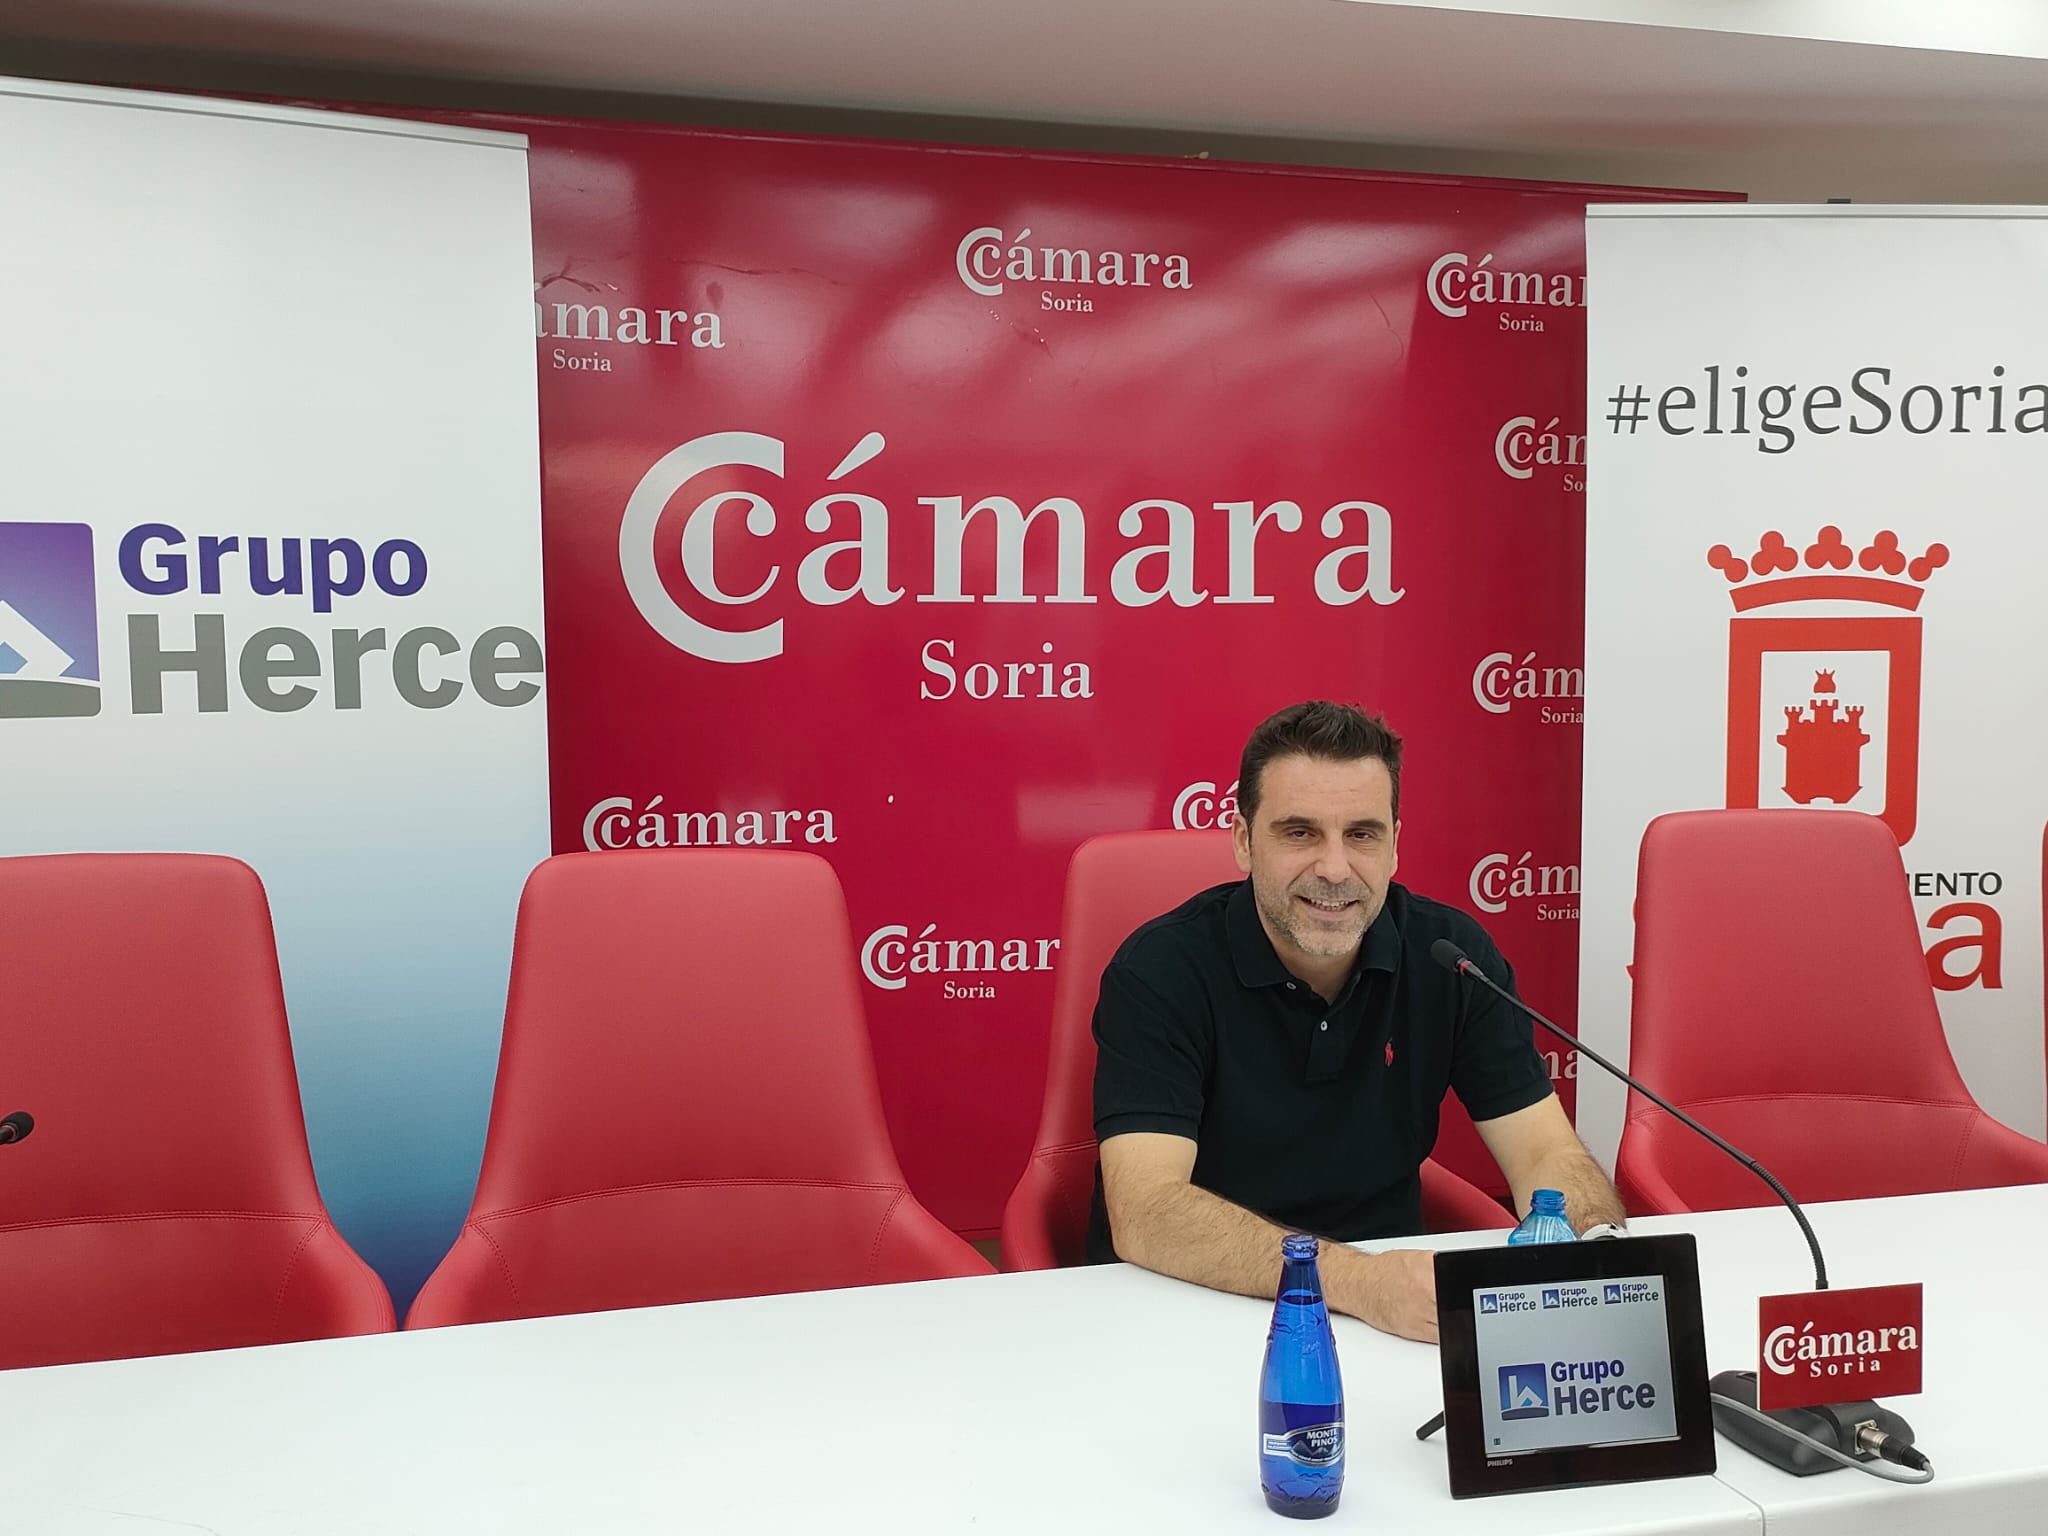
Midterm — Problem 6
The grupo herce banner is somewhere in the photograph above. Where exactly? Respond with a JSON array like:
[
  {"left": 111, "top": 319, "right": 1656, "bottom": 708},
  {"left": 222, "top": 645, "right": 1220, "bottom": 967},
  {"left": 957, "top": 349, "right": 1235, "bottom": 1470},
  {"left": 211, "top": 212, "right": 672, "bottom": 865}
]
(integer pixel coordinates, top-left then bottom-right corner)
[
  {"left": 1578, "top": 205, "right": 2048, "bottom": 1163},
  {"left": 0, "top": 80, "right": 549, "bottom": 1308},
  {"left": 479, "top": 115, "right": 1718, "bottom": 1234}
]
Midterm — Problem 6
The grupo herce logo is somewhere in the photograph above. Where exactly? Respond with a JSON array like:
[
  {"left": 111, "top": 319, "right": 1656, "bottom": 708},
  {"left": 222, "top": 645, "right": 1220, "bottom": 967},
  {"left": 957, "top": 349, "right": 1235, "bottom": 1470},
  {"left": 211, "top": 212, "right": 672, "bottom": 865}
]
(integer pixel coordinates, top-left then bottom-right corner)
[
  {"left": 0, "top": 521, "right": 101, "bottom": 718},
  {"left": 4, "top": 519, "right": 543, "bottom": 717},
  {"left": 1498, "top": 1363, "right": 1550, "bottom": 1421}
]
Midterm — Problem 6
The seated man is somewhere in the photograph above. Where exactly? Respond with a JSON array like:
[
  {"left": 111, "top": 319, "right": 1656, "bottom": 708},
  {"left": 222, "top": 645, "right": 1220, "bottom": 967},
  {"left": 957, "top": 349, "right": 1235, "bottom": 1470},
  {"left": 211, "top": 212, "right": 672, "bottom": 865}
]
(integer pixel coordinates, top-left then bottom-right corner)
[{"left": 1088, "top": 700, "right": 1625, "bottom": 1341}]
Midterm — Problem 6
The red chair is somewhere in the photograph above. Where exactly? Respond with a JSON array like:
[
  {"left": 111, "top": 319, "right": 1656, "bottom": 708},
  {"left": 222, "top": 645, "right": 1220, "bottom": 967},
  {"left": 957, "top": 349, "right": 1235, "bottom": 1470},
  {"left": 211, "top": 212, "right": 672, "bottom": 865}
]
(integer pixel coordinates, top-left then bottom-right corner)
[
  {"left": 0, "top": 854, "right": 393, "bottom": 1370},
  {"left": 1616, "top": 809, "right": 2048, "bottom": 1214},
  {"left": 1000, "top": 830, "right": 1508, "bottom": 1271},
  {"left": 407, "top": 850, "right": 990, "bottom": 1328}
]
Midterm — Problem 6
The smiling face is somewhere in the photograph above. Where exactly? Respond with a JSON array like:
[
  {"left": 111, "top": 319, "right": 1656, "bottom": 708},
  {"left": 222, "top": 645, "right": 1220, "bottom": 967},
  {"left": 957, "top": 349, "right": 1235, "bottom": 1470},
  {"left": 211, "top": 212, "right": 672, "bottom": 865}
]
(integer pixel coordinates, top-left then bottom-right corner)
[{"left": 1232, "top": 752, "right": 1400, "bottom": 983}]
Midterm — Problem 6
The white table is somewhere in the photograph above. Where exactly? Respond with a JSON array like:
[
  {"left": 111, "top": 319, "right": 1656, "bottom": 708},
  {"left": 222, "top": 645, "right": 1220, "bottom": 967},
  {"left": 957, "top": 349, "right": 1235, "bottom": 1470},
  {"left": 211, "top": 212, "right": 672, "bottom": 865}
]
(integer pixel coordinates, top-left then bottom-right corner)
[
  {"left": 1, "top": 1188, "right": 2039, "bottom": 1535},
  {"left": 1670, "top": 1184, "right": 2046, "bottom": 1535}
]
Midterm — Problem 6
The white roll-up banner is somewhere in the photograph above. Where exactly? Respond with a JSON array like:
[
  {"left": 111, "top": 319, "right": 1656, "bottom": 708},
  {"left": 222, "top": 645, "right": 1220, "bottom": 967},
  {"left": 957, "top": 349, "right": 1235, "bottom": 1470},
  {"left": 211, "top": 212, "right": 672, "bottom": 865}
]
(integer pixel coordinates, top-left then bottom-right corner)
[
  {"left": 0, "top": 79, "right": 549, "bottom": 1306},
  {"left": 1582, "top": 204, "right": 2047, "bottom": 1161}
]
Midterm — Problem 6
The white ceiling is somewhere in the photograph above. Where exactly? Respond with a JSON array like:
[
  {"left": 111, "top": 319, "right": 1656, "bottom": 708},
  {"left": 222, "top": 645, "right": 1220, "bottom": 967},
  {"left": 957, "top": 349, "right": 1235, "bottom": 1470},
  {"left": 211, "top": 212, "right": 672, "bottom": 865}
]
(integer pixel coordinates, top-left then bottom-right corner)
[
  {"left": 5, "top": 0, "right": 2048, "bottom": 201},
  {"left": 1381, "top": 0, "right": 2048, "bottom": 55}
]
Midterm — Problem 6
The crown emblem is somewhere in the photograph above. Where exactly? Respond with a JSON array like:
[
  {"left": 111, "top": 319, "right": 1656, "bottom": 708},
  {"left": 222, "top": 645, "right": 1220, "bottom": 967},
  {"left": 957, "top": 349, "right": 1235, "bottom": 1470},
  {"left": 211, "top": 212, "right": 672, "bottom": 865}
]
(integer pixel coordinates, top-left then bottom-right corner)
[{"left": 1706, "top": 526, "right": 1948, "bottom": 612}]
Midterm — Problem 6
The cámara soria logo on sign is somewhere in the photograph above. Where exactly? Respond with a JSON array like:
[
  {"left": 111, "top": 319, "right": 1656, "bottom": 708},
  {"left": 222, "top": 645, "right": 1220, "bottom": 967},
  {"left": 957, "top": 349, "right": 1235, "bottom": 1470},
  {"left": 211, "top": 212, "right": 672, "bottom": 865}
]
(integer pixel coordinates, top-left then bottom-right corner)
[
  {"left": 860, "top": 921, "right": 1060, "bottom": 1000},
  {"left": 955, "top": 226, "right": 1192, "bottom": 308},
  {"left": 619, "top": 429, "right": 1405, "bottom": 665},
  {"left": 1426, "top": 251, "right": 1584, "bottom": 333},
  {"left": 1495, "top": 415, "right": 1586, "bottom": 486},
  {"left": 1709, "top": 526, "right": 1948, "bottom": 845},
  {"left": 534, "top": 281, "right": 724, "bottom": 373},
  {"left": 0, "top": 521, "right": 101, "bottom": 718},
  {"left": 1757, "top": 1282, "right": 1923, "bottom": 1411}
]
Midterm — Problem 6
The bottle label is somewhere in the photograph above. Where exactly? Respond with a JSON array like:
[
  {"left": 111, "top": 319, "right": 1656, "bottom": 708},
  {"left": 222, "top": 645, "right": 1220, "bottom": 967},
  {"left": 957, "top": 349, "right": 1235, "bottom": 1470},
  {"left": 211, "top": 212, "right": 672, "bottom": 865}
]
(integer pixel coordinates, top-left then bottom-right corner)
[{"left": 1261, "top": 1422, "right": 1344, "bottom": 1467}]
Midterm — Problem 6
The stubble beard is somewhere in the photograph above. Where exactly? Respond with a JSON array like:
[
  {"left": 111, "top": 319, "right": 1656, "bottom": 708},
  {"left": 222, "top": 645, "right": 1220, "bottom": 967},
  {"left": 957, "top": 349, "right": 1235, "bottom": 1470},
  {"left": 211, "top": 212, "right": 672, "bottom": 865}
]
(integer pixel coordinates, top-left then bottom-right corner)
[{"left": 1257, "top": 876, "right": 1381, "bottom": 959}]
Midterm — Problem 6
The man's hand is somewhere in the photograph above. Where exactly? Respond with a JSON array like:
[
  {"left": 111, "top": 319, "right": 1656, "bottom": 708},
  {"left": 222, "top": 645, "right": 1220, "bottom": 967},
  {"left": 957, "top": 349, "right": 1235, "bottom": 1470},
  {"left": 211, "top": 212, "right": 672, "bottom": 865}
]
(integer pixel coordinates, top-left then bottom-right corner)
[{"left": 1331, "top": 1247, "right": 1438, "bottom": 1343}]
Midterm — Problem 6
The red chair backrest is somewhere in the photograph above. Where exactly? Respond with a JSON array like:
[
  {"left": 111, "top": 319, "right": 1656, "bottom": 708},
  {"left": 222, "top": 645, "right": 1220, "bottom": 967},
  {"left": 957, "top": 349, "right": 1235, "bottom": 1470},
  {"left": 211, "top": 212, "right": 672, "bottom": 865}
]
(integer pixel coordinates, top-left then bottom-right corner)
[
  {"left": 406, "top": 850, "right": 989, "bottom": 1328},
  {"left": 0, "top": 853, "right": 393, "bottom": 1369},
  {"left": 1618, "top": 810, "right": 2048, "bottom": 1212},
  {"left": 1000, "top": 831, "right": 1245, "bottom": 1270}
]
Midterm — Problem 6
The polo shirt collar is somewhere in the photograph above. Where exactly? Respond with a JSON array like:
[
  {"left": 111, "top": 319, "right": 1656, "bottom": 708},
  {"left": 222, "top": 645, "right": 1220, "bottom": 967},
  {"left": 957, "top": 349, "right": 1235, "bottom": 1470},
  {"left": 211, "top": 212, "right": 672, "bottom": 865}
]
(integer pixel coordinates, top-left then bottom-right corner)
[{"left": 1225, "top": 879, "right": 1403, "bottom": 991}]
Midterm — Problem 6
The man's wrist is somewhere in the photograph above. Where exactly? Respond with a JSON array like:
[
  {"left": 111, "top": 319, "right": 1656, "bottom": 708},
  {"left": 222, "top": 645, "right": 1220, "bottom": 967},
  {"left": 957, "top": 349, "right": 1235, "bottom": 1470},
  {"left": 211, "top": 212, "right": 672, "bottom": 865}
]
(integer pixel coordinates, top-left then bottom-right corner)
[
  {"left": 1314, "top": 1238, "right": 1365, "bottom": 1317},
  {"left": 1578, "top": 1221, "right": 1628, "bottom": 1241},
  {"left": 1315, "top": 1240, "right": 1386, "bottom": 1321}
]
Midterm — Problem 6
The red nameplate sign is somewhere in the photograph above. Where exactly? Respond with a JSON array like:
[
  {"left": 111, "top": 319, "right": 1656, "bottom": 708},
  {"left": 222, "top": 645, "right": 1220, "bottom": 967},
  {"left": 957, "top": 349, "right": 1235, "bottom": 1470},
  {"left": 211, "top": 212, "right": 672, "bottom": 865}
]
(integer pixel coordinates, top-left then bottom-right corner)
[{"left": 1757, "top": 1283, "right": 1923, "bottom": 1410}]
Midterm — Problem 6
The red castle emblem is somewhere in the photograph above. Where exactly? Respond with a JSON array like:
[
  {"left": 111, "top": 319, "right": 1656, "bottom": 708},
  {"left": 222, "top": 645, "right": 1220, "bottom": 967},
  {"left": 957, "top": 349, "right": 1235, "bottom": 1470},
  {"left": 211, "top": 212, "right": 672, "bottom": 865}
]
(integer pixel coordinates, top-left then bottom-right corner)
[
  {"left": 1778, "top": 670, "right": 1869, "bottom": 805},
  {"left": 1708, "top": 526, "right": 1947, "bottom": 845}
]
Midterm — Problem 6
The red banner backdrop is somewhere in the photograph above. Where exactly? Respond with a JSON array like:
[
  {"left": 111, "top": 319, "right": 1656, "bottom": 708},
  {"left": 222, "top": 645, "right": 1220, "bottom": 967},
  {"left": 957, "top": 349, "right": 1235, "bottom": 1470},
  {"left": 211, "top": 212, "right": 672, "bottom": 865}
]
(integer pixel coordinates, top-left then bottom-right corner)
[{"left": 465, "top": 115, "right": 1716, "bottom": 1235}]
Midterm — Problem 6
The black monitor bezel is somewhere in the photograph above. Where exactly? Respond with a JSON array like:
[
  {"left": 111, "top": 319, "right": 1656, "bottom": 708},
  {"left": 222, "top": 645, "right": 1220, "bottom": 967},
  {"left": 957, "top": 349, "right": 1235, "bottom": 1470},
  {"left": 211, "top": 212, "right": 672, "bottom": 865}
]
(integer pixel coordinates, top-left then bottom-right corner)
[{"left": 1435, "top": 1233, "right": 1717, "bottom": 1499}]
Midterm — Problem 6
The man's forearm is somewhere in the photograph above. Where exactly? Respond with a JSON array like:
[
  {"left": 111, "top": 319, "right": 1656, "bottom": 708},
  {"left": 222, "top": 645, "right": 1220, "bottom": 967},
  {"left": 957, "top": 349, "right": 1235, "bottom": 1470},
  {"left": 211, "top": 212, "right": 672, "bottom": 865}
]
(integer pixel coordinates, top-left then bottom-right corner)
[
  {"left": 1521, "top": 1145, "right": 1628, "bottom": 1232},
  {"left": 1108, "top": 1174, "right": 1298, "bottom": 1301},
  {"left": 1108, "top": 1177, "right": 1408, "bottom": 1327}
]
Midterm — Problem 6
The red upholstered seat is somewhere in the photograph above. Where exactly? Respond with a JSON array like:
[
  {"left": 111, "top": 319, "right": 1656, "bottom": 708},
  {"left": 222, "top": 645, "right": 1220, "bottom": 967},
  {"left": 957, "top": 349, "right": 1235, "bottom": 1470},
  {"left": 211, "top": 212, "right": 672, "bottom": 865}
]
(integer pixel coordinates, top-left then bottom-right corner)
[
  {"left": 0, "top": 854, "right": 393, "bottom": 1370},
  {"left": 1617, "top": 809, "right": 2048, "bottom": 1214},
  {"left": 999, "top": 829, "right": 1507, "bottom": 1271},
  {"left": 406, "top": 850, "right": 990, "bottom": 1328}
]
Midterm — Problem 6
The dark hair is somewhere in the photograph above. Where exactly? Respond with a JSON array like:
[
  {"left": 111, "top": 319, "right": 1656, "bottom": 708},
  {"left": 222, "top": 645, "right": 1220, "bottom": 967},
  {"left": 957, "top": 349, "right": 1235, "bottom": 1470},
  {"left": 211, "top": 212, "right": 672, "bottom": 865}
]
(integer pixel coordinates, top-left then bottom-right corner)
[{"left": 1237, "top": 701, "right": 1403, "bottom": 822}]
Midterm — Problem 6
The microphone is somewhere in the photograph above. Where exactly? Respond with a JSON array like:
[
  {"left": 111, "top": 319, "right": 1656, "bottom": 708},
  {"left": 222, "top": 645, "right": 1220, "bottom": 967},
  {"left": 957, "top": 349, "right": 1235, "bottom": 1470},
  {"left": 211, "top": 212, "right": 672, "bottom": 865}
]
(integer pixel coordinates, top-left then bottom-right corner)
[
  {"left": 1428, "top": 939, "right": 1928, "bottom": 1480},
  {"left": 1428, "top": 936, "right": 1826, "bottom": 1290},
  {"left": 0, "top": 1111, "right": 32, "bottom": 1146}
]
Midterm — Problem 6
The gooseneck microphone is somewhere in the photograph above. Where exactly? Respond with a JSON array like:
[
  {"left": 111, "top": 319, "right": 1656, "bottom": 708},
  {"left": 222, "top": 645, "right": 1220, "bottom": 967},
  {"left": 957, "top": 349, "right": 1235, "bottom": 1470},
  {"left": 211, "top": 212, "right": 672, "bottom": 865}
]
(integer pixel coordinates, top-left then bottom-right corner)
[
  {"left": 0, "top": 1111, "right": 33, "bottom": 1146},
  {"left": 1429, "top": 937, "right": 1827, "bottom": 1291}
]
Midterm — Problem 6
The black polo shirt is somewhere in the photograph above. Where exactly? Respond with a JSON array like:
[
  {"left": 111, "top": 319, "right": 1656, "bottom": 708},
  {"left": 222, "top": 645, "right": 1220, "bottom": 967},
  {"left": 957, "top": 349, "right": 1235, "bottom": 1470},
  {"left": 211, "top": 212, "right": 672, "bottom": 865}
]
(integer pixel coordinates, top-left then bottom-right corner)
[{"left": 1085, "top": 879, "right": 1553, "bottom": 1263}]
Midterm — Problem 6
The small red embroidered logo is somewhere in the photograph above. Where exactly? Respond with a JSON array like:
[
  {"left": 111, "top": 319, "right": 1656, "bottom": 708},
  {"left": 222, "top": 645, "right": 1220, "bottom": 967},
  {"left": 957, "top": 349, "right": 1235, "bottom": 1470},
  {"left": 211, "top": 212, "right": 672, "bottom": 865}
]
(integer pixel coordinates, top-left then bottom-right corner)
[{"left": 1385, "top": 1041, "right": 1395, "bottom": 1067}]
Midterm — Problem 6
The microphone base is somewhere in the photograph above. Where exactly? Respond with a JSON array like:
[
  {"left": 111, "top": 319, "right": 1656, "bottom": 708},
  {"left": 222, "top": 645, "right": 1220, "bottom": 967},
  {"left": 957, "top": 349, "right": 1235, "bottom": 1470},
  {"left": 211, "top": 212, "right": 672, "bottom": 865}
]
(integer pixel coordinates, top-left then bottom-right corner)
[{"left": 1709, "top": 1370, "right": 1914, "bottom": 1476}]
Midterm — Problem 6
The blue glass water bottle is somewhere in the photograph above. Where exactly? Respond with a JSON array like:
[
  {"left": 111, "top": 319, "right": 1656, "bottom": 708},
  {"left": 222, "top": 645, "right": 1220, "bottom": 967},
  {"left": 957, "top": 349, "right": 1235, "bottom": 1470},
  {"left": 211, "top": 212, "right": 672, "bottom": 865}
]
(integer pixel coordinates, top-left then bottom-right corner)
[
  {"left": 1507, "top": 1187, "right": 1577, "bottom": 1245},
  {"left": 1259, "top": 1233, "right": 1344, "bottom": 1518}
]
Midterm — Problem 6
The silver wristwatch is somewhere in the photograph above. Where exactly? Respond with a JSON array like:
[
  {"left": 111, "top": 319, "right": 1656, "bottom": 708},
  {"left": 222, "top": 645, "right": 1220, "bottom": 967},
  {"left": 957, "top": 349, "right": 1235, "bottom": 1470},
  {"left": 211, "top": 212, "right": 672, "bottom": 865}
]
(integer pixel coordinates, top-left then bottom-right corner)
[{"left": 1579, "top": 1222, "right": 1629, "bottom": 1241}]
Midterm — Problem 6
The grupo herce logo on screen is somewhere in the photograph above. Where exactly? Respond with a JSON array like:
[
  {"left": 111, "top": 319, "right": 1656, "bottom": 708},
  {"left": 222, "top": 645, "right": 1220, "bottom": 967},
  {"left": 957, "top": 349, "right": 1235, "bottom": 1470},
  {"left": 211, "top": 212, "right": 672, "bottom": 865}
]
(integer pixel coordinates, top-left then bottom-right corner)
[
  {"left": 0, "top": 521, "right": 101, "bottom": 718},
  {"left": 1498, "top": 1363, "right": 1550, "bottom": 1421}
]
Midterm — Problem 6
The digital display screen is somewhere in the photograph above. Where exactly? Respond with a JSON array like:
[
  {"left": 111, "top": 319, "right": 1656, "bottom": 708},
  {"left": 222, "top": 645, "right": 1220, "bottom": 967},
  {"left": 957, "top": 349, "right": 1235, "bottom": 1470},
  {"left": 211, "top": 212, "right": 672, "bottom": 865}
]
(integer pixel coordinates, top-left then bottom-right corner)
[{"left": 1471, "top": 1273, "right": 1679, "bottom": 1455}]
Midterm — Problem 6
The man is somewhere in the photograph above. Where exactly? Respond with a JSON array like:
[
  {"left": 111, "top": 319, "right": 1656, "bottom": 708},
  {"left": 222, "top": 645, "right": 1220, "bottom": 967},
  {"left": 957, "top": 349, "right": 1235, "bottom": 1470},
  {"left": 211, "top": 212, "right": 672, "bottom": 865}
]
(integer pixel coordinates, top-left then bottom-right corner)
[{"left": 1088, "top": 701, "right": 1626, "bottom": 1342}]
